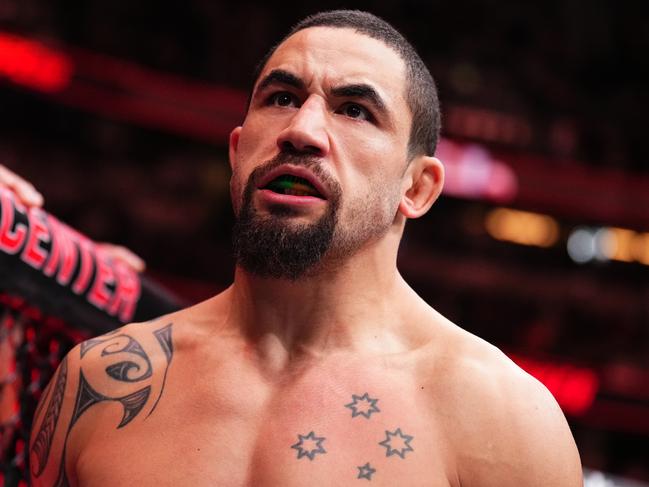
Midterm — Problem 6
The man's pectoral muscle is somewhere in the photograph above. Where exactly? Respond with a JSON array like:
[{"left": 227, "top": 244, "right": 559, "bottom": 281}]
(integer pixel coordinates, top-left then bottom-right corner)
[
  {"left": 29, "top": 320, "right": 453, "bottom": 486},
  {"left": 29, "top": 321, "right": 174, "bottom": 486},
  {"left": 29, "top": 315, "right": 581, "bottom": 487}
]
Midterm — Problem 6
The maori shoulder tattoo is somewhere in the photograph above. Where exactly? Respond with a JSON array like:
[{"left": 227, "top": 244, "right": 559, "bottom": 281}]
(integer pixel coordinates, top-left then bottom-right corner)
[{"left": 29, "top": 322, "right": 174, "bottom": 485}]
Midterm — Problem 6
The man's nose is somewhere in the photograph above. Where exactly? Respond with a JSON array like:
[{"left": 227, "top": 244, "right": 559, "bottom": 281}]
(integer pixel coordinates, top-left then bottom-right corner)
[{"left": 276, "top": 96, "right": 330, "bottom": 156}]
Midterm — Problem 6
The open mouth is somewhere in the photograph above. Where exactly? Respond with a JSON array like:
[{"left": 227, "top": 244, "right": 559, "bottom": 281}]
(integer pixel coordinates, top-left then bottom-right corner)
[{"left": 262, "top": 174, "right": 325, "bottom": 199}]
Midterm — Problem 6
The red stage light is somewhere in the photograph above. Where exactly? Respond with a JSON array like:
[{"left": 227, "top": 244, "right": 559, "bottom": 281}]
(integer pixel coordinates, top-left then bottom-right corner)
[
  {"left": 0, "top": 32, "right": 73, "bottom": 92},
  {"left": 510, "top": 355, "right": 599, "bottom": 416}
]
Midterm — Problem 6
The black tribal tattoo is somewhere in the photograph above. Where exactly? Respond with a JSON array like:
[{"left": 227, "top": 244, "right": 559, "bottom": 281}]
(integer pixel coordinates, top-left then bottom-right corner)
[
  {"left": 32, "top": 367, "right": 55, "bottom": 433},
  {"left": 102, "top": 336, "right": 153, "bottom": 382},
  {"left": 30, "top": 323, "right": 174, "bottom": 484},
  {"left": 148, "top": 323, "right": 173, "bottom": 416},
  {"left": 30, "top": 357, "right": 68, "bottom": 478},
  {"left": 69, "top": 369, "right": 151, "bottom": 429}
]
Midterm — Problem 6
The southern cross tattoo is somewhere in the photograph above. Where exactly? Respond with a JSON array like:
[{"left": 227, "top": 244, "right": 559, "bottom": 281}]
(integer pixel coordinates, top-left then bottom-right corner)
[
  {"left": 357, "top": 462, "right": 377, "bottom": 480},
  {"left": 291, "top": 431, "right": 327, "bottom": 461},
  {"left": 379, "top": 428, "right": 414, "bottom": 459},
  {"left": 344, "top": 392, "right": 380, "bottom": 419}
]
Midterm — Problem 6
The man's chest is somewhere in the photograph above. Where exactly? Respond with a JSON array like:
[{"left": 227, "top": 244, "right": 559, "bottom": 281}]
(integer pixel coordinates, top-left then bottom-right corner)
[
  {"left": 248, "top": 382, "right": 454, "bottom": 487},
  {"left": 74, "top": 355, "right": 457, "bottom": 486}
]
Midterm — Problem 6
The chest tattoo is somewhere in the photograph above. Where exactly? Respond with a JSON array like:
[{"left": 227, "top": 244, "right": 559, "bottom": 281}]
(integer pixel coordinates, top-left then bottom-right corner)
[{"left": 290, "top": 391, "right": 416, "bottom": 482}]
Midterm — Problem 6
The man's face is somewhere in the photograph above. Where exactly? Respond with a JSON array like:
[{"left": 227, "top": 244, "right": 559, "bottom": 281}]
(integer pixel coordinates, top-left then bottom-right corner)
[{"left": 230, "top": 27, "right": 413, "bottom": 279}]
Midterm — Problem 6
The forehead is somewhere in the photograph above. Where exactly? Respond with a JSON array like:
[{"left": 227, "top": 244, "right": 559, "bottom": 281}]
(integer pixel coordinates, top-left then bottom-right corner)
[{"left": 260, "top": 27, "right": 408, "bottom": 108}]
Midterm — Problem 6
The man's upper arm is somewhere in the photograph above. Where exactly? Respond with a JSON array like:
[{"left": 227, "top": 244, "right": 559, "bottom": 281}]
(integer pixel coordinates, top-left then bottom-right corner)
[
  {"left": 29, "top": 320, "right": 175, "bottom": 486},
  {"left": 504, "top": 373, "right": 582, "bottom": 486},
  {"left": 449, "top": 347, "right": 583, "bottom": 487},
  {"left": 464, "top": 364, "right": 583, "bottom": 487},
  {"left": 29, "top": 344, "right": 82, "bottom": 487}
]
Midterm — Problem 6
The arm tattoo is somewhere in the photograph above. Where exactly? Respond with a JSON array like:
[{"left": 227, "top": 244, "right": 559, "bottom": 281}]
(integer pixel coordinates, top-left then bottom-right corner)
[
  {"left": 53, "top": 456, "right": 70, "bottom": 487},
  {"left": 118, "top": 387, "right": 152, "bottom": 427},
  {"left": 102, "top": 336, "right": 153, "bottom": 382},
  {"left": 147, "top": 323, "right": 173, "bottom": 416},
  {"left": 68, "top": 369, "right": 151, "bottom": 429},
  {"left": 30, "top": 357, "right": 68, "bottom": 478},
  {"left": 31, "top": 323, "right": 174, "bottom": 484},
  {"left": 32, "top": 367, "right": 55, "bottom": 427},
  {"left": 153, "top": 323, "right": 173, "bottom": 363}
]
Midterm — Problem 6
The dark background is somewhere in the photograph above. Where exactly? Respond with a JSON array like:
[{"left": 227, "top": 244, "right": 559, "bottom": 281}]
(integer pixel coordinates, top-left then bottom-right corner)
[{"left": 1, "top": 0, "right": 648, "bottom": 485}]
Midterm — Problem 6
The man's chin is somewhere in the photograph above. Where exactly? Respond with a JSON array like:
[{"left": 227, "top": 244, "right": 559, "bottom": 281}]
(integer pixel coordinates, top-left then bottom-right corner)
[
  {"left": 232, "top": 214, "right": 336, "bottom": 281},
  {"left": 261, "top": 205, "right": 318, "bottom": 221}
]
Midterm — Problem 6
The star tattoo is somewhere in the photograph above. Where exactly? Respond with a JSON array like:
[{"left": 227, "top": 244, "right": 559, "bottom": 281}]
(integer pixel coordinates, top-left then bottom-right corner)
[
  {"left": 379, "top": 428, "right": 414, "bottom": 459},
  {"left": 291, "top": 431, "right": 327, "bottom": 461},
  {"left": 344, "top": 393, "right": 380, "bottom": 419},
  {"left": 357, "top": 462, "right": 376, "bottom": 480}
]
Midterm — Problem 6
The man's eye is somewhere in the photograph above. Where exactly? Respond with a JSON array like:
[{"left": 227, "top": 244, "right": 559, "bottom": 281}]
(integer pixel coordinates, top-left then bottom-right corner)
[
  {"left": 340, "top": 103, "right": 372, "bottom": 121},
  {"left": 269, "top": 92, "right": 297, "bottom": 107}
]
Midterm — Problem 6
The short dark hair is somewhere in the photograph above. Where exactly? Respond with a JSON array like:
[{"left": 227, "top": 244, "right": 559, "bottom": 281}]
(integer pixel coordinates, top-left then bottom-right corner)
[{"left": 251, "top": 10, "right": 441, "bottom": 158}]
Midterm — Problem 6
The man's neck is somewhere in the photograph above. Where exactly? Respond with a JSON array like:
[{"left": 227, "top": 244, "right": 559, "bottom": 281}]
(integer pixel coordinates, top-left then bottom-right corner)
[{"left": 225, "top": 236, "right": 419, "bottom": 371}]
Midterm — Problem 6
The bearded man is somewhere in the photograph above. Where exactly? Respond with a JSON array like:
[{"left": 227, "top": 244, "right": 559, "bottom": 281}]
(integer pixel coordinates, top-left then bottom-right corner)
[{"left": 30, "top": 10, "right": 582, "bottom": 486}]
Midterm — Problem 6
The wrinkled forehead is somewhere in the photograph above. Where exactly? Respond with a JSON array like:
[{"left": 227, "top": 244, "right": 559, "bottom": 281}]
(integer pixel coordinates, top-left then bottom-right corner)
[{"left": 257, "top": 26, "right": 408, "bottom": 108}]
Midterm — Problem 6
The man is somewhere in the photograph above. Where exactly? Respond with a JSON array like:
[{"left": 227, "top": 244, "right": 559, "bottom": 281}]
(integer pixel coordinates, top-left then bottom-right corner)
[{"left": 28, "top": 10, "right": 582, "bottom": 486}]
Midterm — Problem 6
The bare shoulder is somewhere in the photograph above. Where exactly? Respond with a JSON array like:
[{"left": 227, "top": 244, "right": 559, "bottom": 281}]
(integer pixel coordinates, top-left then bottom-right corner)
[
  {"left": 28, "top": 292, "right": 232, "bottom": 486},
  {"left": 420, "top": 312, "right": 582, "bottom": 487},
  {"left": 69, "top": 318, "right": 177, "bottom": 400},
  {"left": 29, "top": 317, "right": 177, "bottom": 486}
]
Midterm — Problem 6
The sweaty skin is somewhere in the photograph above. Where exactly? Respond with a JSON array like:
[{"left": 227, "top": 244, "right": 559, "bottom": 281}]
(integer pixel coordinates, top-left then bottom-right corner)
[{"left": 30, "top": 27, "right": 582, "bottom": 486}]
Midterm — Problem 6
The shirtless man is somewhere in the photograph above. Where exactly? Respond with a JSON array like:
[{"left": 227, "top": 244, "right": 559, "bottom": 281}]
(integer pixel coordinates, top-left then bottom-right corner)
[{"left": 28, "top": 10, "right": 582, "bottom": 486}]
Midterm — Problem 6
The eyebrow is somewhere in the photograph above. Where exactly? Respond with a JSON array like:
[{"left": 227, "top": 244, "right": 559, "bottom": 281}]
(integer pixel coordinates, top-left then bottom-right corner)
[
  {"left": 330, "top": 83, "right": 388, "bottom": 116},
  {"left": 254, "top": 70, "right": 392, "bottom": 123},
  {"left": 257, "top": 69, "right": 305, "bottom": 92}
]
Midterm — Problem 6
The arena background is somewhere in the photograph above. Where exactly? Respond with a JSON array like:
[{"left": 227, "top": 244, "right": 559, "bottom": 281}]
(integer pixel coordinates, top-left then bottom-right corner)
[{"left": 1, "top": 0, "right": 648, "bottom": 485}]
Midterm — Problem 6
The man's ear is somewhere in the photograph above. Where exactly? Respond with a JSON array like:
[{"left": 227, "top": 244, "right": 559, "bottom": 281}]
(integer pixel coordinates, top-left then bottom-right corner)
[
  {"left": 399, "top": 156, "right": 444, "bottom": 219},
  {"left": 228, "top": 126, "right": 242, "bottom": 170}
]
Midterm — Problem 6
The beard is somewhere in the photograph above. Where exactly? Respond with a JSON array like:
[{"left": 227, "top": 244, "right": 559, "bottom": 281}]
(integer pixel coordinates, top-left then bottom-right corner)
[
  {"left": 232, "top": 153, "right": 342, "bottom": 280},
  {"left": 232, "top": 152, "right": 400, "bottom": 280}
]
